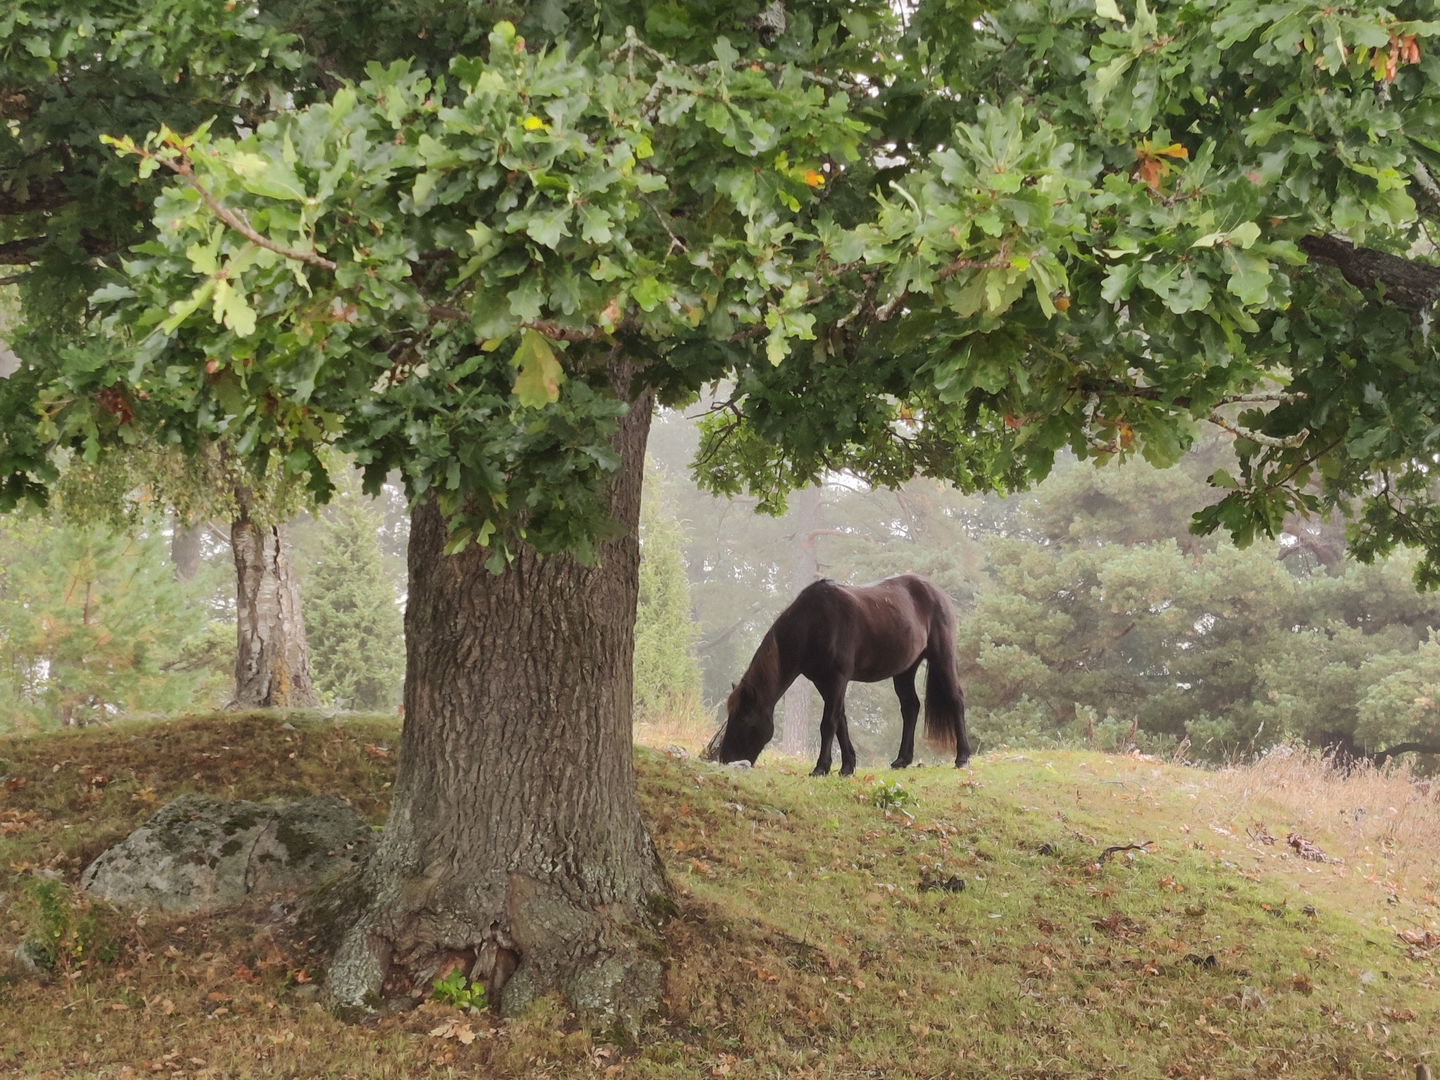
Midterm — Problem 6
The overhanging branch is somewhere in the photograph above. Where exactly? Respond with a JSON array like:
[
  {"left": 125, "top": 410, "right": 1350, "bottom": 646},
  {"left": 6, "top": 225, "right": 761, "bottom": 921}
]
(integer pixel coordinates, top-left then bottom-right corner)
[
  {"left": 0, "top": 232, "right": 114, "bottom": 267},
  {"left": 0, "top": 237, "right": 45, "bottom": 266},
  {"left": 0, "top": 181, "right": 73, "bottom": 216},
  {"left": 1299, "top": 234, "right": 1440, "bottom": 311}
]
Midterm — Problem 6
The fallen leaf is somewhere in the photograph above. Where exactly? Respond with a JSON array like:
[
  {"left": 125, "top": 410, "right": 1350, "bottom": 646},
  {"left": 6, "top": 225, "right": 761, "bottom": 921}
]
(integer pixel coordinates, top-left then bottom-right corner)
[
  {"left": 1397, "top": 928, "right": 1440, "bottom": 950},
  {"left": 1286, "top": 832, "right": 1329, "bottom": 862},
  {"left": 428, "top": 1019, "right": 477, "bottom": 1044}
]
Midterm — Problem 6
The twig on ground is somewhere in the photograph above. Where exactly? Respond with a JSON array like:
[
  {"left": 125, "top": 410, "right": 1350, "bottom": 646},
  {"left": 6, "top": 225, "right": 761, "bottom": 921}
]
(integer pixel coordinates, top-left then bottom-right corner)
[{"left": 1097, "top": 841, "right": 1153, "bottom": 863}]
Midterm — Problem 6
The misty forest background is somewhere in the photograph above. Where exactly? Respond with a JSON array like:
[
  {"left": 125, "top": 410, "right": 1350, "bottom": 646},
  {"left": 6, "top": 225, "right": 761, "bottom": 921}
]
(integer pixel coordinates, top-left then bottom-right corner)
[{"left": 4, "top": 404, "right": 1439, "bottom": 771}]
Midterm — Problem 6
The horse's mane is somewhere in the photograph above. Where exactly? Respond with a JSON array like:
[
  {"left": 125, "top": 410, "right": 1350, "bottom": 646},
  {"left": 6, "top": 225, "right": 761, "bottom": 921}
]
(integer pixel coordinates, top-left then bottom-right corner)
[{"left": 729, "top": 630, "right": 782, "bottom": 710}]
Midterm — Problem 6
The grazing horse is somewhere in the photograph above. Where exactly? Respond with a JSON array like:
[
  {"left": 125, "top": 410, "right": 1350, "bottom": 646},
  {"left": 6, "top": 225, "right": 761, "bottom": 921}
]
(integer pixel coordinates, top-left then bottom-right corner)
[{"left": 710, "top": 574, "right": 970, "bottom": 776}]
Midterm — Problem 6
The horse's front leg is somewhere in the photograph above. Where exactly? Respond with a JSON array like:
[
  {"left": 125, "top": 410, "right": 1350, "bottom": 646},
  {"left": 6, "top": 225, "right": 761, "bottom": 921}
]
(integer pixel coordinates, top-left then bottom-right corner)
[
  {"left": 812, "top": 680, "right": 854, "bottom": 777},
  {"left": 890, "top": 664, "right": 922, "bottom": 769},
  {"left": 811, "top": 690, "right": 836, "bottom": 777}
]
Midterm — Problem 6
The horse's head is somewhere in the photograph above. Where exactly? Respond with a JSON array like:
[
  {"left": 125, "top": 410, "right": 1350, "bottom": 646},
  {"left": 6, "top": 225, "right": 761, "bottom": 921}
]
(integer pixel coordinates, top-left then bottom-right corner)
[{"left": 714, "top": 681, "right": 775, "bottom": 764}]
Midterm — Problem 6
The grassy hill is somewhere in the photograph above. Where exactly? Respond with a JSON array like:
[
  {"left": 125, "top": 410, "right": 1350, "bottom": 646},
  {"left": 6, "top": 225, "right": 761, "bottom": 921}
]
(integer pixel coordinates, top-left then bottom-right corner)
[{"left": 2, "top": 713, "right": 1437, "bottom": 1078}]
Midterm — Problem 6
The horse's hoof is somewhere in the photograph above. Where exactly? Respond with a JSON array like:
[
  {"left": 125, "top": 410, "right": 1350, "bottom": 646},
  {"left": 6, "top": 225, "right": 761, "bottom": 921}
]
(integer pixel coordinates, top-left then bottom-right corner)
[
  {"left": 810, "top": 766, "right": 831, "bottom": 777},
  {"left": 954, "top": 756, "right": 971, "bottom": 768},
  {"left": 890, "top": 758, "right": 911, "bottom": 770},
  {"left": 839, "top": 765, "right": 856, "bottom": 777}
]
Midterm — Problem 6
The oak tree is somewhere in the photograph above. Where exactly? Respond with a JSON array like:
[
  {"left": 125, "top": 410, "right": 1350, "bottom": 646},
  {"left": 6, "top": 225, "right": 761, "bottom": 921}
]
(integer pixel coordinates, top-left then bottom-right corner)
[{"left": 3, "top": 0, "right": 1437, "bottom": 1017}]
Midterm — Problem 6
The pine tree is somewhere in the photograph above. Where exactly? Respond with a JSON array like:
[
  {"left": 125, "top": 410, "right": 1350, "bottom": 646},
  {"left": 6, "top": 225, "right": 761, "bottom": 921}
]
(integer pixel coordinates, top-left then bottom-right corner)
[
  {"left": 0, "top": 513, "right": 227, "bottom": 731},
  {"left": 302, "top": 494, "right": 405, "bottom": 711}
]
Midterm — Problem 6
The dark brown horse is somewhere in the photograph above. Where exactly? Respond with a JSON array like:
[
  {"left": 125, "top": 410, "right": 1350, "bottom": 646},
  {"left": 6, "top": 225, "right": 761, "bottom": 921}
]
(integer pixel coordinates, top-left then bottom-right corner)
[{"left": 710, "top": 574, "right": 970, "bottom": 776}]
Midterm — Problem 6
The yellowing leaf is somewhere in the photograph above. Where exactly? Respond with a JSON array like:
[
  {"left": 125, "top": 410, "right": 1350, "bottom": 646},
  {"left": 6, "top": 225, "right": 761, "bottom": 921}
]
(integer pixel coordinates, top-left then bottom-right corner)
[
  {"left": 230, "top": 152, "right": 271, "bottom": 178},
  {"left": 1095, "top": 0, "right": 1127, "bottom": 22},
  {"left": 511, "top": 328, "right": 564, "bottom": 407},
  {"left": 1137, "top": 157, "right": 1166, "bottom": 191},
  {"left": 522, "top": 115, "right": 548, "bottom": 132},
  {"left": 213, "top": 278, "right": 257, "bottom": 337},
  {"left": 160, "top": 279, "right": 216, "bottom": 334}
]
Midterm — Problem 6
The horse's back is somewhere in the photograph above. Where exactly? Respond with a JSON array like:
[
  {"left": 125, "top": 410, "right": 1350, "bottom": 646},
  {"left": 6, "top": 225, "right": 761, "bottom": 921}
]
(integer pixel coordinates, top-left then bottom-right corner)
[
  {"left": 779, "top": 574, "right": 950, "bottom": 683},
  {"left": 795, "top": 574, "right": 951, "bottom": 624},
  {"left": 848, "top": 574, "right": 953, "bottom": 620},
  {"left": 856, "top": 575, "right": 958, "bottom": 661}
]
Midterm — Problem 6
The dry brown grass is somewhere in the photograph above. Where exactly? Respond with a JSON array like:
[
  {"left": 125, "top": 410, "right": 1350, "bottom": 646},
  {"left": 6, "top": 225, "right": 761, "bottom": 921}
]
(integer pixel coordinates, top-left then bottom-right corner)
[
  {"left": 632, "top": 706, "right": 716, "bottom": 759},
  {"left": 1204, "top": 745, "right": 1440, "bottom": 898}
]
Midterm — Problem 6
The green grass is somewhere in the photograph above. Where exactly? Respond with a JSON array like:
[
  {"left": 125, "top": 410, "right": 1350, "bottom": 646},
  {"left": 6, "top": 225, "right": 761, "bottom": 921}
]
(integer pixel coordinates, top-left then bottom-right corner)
[{"left": 2, "top": 715, "right": 1438, "bottom": 1078}]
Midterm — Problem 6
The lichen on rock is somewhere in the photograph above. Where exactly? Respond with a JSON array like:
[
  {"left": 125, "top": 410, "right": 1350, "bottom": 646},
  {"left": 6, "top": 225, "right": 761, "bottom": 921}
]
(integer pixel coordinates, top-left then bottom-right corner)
[{"left": 81, "top": 793, "right": 373, "bottom": 912}]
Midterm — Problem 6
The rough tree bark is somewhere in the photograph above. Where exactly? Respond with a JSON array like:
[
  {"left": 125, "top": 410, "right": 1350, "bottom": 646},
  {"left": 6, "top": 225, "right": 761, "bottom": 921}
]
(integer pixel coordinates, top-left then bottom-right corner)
[
  {"left": 325, "top": 385, "right": 670, "bottom": 1024},
  {"left": 229, "top": 508, "right": 319, "bottom": 708},
  {"left": 1298, "top": 235, "right": 1440, "bottom": 311}
]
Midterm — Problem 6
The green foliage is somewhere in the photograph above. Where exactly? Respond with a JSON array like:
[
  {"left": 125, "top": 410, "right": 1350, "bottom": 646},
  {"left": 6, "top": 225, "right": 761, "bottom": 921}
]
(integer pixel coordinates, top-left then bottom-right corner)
[
  {"left": 957, "top": 457, "right": 1440, "bottom": 764},
  {"left": 0, "top": 511, "right": 228, "bottom": 731},
  {"left": 634, "top": 465, "right": 702, "bottom": 720},
  {"left": 431, "top": 968, "right": 488, "bottom": 1011},
  {"left": 868, "top": 778, "right": 916, "bottom": 813},
  {"left": 301, "top": 492, "right": 405, "bottom": 711},
  {"left": 38, "top": 22, "right": 864, "bottom": 564},
  {"left": 2, "top": 0, "right": 1437, "bottom": 580},
  {"left": 17, "top": 877, "right": 111, "bottom": 973},
  {"left": 1354, "top": 631, "right": 1440, "bottom": 751}
]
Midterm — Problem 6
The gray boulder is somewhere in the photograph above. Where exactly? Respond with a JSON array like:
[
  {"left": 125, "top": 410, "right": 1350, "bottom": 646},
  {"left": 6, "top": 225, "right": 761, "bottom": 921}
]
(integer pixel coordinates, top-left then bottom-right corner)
[{"left": 81, "top": 793, "right": 373, "bottom": 912}]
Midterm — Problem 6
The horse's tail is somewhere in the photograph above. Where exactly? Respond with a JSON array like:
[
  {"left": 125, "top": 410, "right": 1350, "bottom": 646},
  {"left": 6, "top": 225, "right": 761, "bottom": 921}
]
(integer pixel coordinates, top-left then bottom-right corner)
[{"left": 922, "top": 594, "right": 971, "bottom": 763}]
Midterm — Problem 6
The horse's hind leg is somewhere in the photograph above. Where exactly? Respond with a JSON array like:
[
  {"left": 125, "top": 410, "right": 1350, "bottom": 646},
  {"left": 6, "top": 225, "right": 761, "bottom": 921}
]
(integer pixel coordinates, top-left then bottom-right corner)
[{"left": 890, "top": 662, "right": 922, "bottom": 769}]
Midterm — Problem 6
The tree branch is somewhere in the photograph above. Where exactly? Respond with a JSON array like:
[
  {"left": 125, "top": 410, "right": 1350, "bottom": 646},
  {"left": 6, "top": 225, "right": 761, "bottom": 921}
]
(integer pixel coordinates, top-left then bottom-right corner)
[
  {"left": 0, "top": 236, "right": 47, "bottom": 266},
  {"left": 1207, "top": 412, "right": 1309, "bottom": 449},
  {"left": 156, "top": 154, "right": 338, "bottom": 272},
  {"left": 0, "top": 180, "right": 72, "bottom": 216},
  {"left": 1412, "top": 161, "right": 1440, "bottom": 216},
  {"left": 1299, "top": 234, "right": 1440, "bottom": 311},
  {"left": 1076, "top": 378, "right": 1306, "bottom": 412},
  {"left": 0, "top": 231, "right": 115, "bottom": 267}
]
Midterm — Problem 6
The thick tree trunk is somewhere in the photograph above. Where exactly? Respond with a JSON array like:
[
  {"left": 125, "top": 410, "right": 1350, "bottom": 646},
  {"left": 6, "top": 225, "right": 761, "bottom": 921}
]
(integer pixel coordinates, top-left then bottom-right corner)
[
  {"left": 229, "top": 513, "right": 320, "bottom": 708},
  {"left": 325, "top": 389, "right": 669, "bottom": 1024}
]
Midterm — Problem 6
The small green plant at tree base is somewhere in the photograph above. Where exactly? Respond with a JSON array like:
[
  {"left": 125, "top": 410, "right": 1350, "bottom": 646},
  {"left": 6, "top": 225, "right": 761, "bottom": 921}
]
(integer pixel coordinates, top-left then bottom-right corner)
[
  {"left": 432, "top": 968, "right": 487, "bottom": 1011},
  {"left": 870, "top": 779, "right": 917, "bottom": 814}
]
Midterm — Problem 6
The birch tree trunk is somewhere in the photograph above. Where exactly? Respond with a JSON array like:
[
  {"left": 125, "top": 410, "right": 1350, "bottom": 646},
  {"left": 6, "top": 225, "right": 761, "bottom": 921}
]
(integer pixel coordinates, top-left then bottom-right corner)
[{"left": 229, "top": 511, "right": 320, "bottom": 708}]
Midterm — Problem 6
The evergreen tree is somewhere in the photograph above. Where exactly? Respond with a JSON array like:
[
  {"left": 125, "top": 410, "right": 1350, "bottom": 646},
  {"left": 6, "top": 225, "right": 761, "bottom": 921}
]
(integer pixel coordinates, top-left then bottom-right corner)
[
  {"left": 302, "top": 494, "right": 405, "bottom": 711},
  {"left": 0, "top": 512, "right": 227, "bottom": 731},
  {"left": 634, "top": 466, "right": 702, "bottom": 721}
]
